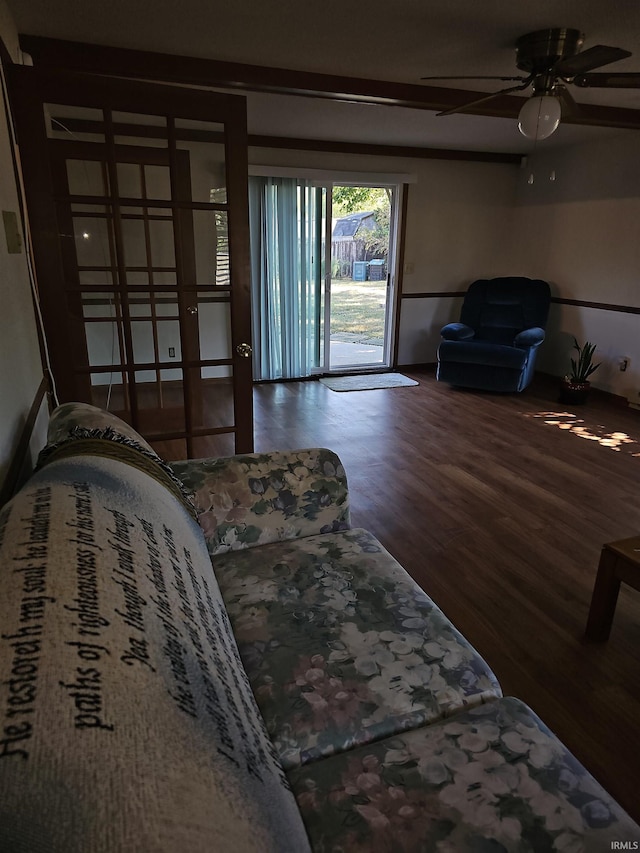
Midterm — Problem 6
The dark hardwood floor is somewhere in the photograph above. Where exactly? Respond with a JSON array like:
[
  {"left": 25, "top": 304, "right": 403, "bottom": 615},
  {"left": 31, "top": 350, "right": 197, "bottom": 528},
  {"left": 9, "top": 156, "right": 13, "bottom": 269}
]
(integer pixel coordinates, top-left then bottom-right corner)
[{"left": 251, "top": 368, "right": 640, "bottom": 823}]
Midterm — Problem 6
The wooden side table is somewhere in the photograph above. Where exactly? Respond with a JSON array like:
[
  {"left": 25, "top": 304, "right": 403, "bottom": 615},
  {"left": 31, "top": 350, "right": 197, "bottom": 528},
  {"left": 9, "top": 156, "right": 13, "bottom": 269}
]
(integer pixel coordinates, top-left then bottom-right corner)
[{"left": 585, "top": 535, "right": 640, "bottom": 641}]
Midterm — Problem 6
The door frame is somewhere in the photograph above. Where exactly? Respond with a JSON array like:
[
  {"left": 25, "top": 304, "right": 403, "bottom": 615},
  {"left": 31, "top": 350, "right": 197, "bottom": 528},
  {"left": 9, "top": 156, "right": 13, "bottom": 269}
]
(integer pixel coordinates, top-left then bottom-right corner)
[{"left": 6, "top": 64, "right": 254, "bottom": 454}]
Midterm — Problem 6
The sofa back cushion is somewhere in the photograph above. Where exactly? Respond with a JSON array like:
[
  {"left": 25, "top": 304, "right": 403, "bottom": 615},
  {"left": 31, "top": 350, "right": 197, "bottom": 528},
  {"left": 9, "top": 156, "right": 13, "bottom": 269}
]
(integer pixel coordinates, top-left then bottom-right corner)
[
  {"left": 171, "top": 448, "right": 351, "bottom": 556},
  {"left": 0, "top": 455, "right": 310, "bottom": 852}
]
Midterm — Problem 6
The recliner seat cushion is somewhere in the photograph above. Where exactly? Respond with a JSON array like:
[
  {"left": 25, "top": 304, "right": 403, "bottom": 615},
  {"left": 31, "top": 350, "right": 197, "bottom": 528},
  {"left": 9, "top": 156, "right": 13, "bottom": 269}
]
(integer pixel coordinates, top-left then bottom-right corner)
[
  {"left": 439, "top": 340, "right": 529, "bottom": 369},
  {"left": 213, "top": 528, "right": 502, "bottom": 771}
]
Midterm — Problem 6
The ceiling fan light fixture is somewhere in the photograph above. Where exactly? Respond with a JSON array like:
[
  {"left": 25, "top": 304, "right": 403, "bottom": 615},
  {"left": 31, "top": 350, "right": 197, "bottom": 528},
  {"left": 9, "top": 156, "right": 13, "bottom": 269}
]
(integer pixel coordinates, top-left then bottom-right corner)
[{"left": 518, "top": 95, "right": 562, "bottom": 140}]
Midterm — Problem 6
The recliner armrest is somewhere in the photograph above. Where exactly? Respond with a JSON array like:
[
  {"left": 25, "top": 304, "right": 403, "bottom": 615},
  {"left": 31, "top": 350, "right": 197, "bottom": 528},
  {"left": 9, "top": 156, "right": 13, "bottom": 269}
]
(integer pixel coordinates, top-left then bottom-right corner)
[
  {"left": 514, "top": 327, "right": 546, "bottom": 348},
  {"left": 441, "top": 322, "right": 475, "bottom": 341}
]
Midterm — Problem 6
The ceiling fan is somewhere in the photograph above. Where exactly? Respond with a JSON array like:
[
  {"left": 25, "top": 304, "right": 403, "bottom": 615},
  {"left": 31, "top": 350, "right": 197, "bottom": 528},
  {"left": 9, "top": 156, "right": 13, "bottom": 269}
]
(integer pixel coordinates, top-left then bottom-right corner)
[{"left": 421, "top": 28, "right": 640, "bottom": 139}]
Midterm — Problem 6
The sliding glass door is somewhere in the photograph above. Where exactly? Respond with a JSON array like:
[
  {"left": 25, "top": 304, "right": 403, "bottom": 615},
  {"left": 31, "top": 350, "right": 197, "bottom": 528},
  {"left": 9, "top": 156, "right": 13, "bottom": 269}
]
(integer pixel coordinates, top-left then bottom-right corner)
[
  {"left": 325, "top": 183, "right": 397, "bottom": 373},
  {"left": 249, "top": 173, "right": 401, "bottom": 380}
]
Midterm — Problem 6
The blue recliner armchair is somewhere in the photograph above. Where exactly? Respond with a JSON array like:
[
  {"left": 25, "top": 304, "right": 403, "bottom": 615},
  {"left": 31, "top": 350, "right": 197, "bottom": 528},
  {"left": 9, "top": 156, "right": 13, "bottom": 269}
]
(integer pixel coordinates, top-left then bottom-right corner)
[{"left": 437, "top": 277, "right": 551, "bottom": 392}]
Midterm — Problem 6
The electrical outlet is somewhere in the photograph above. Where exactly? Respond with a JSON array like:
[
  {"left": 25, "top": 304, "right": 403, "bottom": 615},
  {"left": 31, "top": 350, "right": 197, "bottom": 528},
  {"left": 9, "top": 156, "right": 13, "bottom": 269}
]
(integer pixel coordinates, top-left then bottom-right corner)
[{"left": 168, "top": 346, "right": 176, "bottom": 358}]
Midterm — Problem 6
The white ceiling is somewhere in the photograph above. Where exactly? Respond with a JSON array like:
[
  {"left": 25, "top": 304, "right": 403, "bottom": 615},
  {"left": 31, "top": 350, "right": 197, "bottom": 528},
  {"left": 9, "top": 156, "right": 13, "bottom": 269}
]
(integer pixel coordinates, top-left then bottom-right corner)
[{"left": 7, "top": 0, "right": 640, "bottom": 154}]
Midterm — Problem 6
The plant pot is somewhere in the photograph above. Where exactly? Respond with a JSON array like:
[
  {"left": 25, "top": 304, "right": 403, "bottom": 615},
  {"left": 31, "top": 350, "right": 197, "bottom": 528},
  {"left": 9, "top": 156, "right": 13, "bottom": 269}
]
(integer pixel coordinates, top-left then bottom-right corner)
[{"left": 559, "top": 380, "right": 590, "bottom": 405}]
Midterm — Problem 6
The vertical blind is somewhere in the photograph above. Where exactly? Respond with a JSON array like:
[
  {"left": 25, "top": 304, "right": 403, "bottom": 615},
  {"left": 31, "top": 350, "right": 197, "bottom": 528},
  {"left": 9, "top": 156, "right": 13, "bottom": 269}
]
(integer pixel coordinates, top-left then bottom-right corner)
[{"left": 248, "top": 176, "right": 324, "bottom": 380}]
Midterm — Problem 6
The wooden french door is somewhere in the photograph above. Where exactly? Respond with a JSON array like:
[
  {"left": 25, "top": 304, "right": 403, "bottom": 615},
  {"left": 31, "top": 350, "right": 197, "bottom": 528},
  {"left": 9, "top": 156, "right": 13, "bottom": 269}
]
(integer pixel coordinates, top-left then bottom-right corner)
[{"left": 7, "top": 66, "right": 254, "bottom": 458}]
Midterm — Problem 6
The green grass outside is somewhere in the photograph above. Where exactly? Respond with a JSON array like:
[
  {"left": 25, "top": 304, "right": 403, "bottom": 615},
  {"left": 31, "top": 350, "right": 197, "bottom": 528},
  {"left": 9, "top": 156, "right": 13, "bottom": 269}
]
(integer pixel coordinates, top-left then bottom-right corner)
[{"left": 330, "top": 279, "right": 387, "bottom": 341}]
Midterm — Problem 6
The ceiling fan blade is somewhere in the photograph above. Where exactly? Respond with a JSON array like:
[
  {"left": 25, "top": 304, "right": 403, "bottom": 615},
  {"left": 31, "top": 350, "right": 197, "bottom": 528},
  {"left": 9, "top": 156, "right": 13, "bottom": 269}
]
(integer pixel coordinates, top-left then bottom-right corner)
[
  {"left": 555, "top": 84, "right": 579, "bottom": 116},
  {"left": 436, "top": 79, "right": 532, "bottom": 116},
  {"left": 421, "top": 75, "right": 527, "bottom": 82},
  {"left": 555, "top": 45, "right": 632, "bottom": 77},
  {"left": 573, "top": 71, "right": 640, "bottom": 88}
]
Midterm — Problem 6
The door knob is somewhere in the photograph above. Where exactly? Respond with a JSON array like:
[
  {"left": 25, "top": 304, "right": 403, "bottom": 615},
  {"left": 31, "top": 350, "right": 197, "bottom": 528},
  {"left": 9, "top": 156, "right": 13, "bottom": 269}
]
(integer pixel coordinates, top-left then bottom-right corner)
[
  {"left": 236, "top": 342, "right": 252, "bottom": 358},
  {"left": 187, "top": 305, "right": 198, "bottom": 315}
]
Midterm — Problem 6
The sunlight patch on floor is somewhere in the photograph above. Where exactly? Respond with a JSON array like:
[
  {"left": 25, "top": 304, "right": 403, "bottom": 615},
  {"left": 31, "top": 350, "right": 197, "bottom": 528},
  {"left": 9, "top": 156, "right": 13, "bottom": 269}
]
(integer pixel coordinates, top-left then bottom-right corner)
[{"left": 524, "top": 411, "right": 640, "bottom": 455}]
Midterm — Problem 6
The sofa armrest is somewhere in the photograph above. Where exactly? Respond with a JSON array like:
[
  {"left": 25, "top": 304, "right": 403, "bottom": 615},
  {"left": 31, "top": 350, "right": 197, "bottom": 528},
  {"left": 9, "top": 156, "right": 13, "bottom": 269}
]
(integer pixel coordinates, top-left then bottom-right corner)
[
  {"left": 514, "top": 327, "right": 546, "bottom": 348},
  {"left": 47, "top": 401, "right": 158, "bottom": 454},
  {"left": 170, "top": 447, "right": 351, "bottom": 555},
  {"left": 440, "top": 322, "right": 475, "bottom": 341}
]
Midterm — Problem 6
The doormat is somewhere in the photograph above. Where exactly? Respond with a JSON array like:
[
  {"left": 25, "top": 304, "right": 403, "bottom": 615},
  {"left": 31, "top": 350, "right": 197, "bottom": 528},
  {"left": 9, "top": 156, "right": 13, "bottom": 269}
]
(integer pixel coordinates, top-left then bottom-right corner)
[{"left": 319, "top": 373, "right": 419, "bottom": 392}]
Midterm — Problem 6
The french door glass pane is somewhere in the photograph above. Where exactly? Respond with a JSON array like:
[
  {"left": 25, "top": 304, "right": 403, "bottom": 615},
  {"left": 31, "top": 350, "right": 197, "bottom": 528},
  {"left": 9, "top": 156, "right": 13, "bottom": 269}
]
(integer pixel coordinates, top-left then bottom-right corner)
[
  {"left": 72, "top": 215, "right": 112, "bottom": 267},
  {"left": 135, "top": 367, "right": 186, "bottom": 439},
  {"left": 157, "top": 320, "right": 182, "bottom": 362},
  {"left": 47, "top": 105, "right": 105, "bottom": 143},
  {"left": 174, "top": 118, "right": 226, "bottom": 204},
  {"left": 192, "top": 209, "right": 229, "bottom": 287},
  {"left": 198, "top": 297, "right": 232, "bottom": 371},
  {"left": 130, "top": 320, "right": 155, "bottom": 363},
  {"left": 155, "top": 294, "right": 179, "bottom": 317},
  {"left": 121, "top": 218, "right": 146, "bottom": 266},
  {"left": 192, "top": 434, "right": 236, "bottom": 458},
  {"left": 143, "top": 165, "right": 172, "bottom": 200},
  {"left": 112, "top": 112, "right": 168, "bottom": 148},
  {"left": 67, "top": 160, "right": 107, "bottom": 196},
  {"left": 77, "top": 270, "right": 113, "bottom": 286},
  {"left": 81, "top": 291, "right": 119, "bottom": 319},
  {"left": 192, "top": 379, "right": 234, "bottom": 432},
  {"left": 116, "top": 162, "right": 143, "bottom": 198},
  {"left": 89, "top": 371, "right": 129, "bottom": 412},
  {"left": 128, "top": 293, "right": 152, "bottom": 317},
  {"left": 148, "top": 219, "right": 176, "bottom": 267}
]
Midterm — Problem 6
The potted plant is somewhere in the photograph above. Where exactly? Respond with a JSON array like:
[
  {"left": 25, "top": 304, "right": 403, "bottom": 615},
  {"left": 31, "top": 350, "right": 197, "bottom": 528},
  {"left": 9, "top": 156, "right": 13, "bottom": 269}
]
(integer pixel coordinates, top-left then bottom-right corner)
[{"left": 559, "top": 338, "right": 601, "bottom": 405}]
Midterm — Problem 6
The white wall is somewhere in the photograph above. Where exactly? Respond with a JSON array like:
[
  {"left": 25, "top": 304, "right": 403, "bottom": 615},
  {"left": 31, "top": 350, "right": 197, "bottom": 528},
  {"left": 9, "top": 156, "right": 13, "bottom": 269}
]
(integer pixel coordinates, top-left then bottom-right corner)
[
  {"left": 506, "top": 131, "right": 640, "bottom": 399},
  {"left": 0, "top": 1, "right": 48, "bottom": 497}
]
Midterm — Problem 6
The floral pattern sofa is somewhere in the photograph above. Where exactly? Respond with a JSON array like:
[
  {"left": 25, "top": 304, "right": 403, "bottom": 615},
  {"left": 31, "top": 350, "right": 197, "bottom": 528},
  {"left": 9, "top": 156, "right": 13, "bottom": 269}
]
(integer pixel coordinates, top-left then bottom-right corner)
[{"left": 0, "top": 402, "right": 637, "bottom": 852}]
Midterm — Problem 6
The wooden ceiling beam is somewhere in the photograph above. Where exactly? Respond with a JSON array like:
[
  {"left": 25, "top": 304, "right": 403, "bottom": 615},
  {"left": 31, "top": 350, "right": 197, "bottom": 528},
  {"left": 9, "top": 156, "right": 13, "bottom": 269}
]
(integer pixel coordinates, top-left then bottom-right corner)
[
  {"left": 48, "top": 116, "right": 523, "bottom": 163},
  {"left": 19, "top": 35, "right": 640, "bottom": 130}
]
